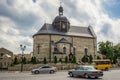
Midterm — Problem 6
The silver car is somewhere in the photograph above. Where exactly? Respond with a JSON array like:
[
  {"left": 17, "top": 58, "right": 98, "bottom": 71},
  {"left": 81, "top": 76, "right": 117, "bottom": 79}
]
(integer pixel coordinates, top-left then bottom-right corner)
[
  {"left": 31, "top": 66, "right": 57, "bottom": 74},
  {"left": 68, "top": 65, "right": 103, "bottom": 79}
]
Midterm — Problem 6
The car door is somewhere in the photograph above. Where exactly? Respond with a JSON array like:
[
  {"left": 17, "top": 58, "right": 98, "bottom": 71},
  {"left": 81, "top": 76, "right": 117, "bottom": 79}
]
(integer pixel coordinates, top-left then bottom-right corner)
[
  {"left": 39, "top": 66, "right": 49, "bottom": 73},
  {"left": 77, "top": 66, "right": 84, "bottom": 76},
  {"left": 74, "top": 66, "right": 84, "bottom": 76}
]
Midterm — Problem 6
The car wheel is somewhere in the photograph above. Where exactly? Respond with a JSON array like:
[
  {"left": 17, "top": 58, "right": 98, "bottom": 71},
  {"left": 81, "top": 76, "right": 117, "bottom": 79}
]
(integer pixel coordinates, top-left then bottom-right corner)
[
  {"left": 69, "top": 72, "right": 74, "bottom": 77},
  {"left": 50, "top": 70, "right": 55, "bottom": 74},
  {"left": 84, "top": 73, "right": 89, "bottom": 79},
  {"left": 35, "top": 70, "right": 39, "bottom": 74}
]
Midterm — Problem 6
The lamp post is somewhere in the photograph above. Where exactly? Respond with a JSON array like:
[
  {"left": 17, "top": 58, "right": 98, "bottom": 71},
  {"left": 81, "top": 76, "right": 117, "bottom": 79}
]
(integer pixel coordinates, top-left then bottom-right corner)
[{"left": 20, "top": 44, "right": 26, "bottom": 72}]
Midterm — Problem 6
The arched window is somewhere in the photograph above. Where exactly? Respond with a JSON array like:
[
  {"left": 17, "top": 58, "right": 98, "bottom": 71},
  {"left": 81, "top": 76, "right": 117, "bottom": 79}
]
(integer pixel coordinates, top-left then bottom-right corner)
[
  {"left": 84, "top": 48, "right": 88, "bottom": 55},
  {"left": 63, "top": 47, "right": 66, "bottom": 54}
]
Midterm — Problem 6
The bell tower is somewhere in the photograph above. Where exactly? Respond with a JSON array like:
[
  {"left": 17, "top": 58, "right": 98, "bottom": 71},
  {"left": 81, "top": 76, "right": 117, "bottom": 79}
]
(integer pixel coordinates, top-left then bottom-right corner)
[{"left": 52, "top": 4, "right": 70, "bottom": 32}]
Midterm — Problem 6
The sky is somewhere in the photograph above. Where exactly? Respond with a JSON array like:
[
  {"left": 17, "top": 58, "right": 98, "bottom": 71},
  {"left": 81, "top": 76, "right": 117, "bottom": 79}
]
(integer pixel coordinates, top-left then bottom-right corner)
[{"left": 0, "top": 0, "right": 120, "bottom": 54}]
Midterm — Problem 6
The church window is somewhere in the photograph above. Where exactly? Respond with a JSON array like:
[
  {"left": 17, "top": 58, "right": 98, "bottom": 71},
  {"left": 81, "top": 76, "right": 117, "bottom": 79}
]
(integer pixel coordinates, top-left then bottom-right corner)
[
  {"left": 84, "top": 48, "right": 88, "bottom": 55},
  {"left": 63, "top": 46, "right": 66, "bottom": 54}
]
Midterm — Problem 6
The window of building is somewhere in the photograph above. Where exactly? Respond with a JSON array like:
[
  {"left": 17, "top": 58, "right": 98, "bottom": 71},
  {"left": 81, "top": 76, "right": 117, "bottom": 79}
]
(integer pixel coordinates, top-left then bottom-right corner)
[
  {"left": 63, "top": 47, "right": 66, "bottom": 54},
  {"left": 84, "top": 48, "right": 88, "bottom": 55}
]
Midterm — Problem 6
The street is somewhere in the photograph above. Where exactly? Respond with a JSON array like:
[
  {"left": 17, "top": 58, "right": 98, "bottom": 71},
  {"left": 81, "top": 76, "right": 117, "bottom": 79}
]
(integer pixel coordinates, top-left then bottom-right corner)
[{"left": 0, "top": 70, "right": 120, "bottom": 80}]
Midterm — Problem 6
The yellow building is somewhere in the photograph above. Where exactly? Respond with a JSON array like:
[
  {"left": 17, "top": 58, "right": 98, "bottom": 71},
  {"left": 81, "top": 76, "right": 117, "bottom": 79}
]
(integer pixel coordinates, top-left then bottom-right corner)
[{"left": 33, "top": 5, "right": 97, "bottom": 63}]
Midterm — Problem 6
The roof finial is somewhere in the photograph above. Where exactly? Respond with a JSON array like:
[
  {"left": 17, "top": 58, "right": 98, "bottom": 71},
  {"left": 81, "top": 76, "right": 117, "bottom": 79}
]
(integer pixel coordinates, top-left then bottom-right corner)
[
  {"left": 59, "top": 0, "right": 63, "bottom": 16},
  {"left": 60, "top": 0, "right": 62, "bottom": 6}
]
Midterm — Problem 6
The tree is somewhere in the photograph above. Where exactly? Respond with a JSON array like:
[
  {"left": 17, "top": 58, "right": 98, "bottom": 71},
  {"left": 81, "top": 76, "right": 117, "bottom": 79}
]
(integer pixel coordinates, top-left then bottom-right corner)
[
  {"left": 113, "top": 55, "right": 117, "bottom": 64},
  {"left": 54, "top": 56, "right": 57, "bottom": 64},
  {"left": 72, "top": 55, "right": 76, "bottom": 63},
  {"left": 23, "top": 57, "right": 27, "bottom": 64},
  {"left": 81, "top": 55, "right": 88, "bottom": 63},
  {"left": 98, "top": 41, "right": 113, "bottom": 62},
  {"left": 33, "top": 56, "right": 37, "bottom": 64},
  {"left": 13, "top": 56, "right": 18, "bottom": 65},
  {"left": 98, "top": 41, "right": 113, "bottom": 56},
  {"left": 43, "top": 57, "right": 47, "bottom": 64},
  {"left": 89, "top": 55, "right": 93, "bottom": 64},
  {"left": 31, "top": 57, "right": 34, "bottom": 63},
  {"left": 65, "top": 56, "right": 68, "bottom": 64}
]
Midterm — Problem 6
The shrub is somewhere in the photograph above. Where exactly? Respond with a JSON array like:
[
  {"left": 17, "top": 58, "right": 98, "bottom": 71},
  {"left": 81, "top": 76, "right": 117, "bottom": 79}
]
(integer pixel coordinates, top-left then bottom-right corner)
[{"left": 54, "top": 56, "right": 57, "bottom": 64}]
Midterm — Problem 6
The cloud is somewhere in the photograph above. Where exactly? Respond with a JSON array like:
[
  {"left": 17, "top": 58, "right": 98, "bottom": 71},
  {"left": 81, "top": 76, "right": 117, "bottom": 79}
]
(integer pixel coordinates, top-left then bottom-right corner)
[{"left": 0, "top": 0, "right": 120, "bottom": 54}]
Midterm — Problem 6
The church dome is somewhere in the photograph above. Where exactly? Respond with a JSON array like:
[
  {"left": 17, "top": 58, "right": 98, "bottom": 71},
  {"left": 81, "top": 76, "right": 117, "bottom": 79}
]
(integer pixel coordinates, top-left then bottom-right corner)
[
  {"left": 52, "top": 5, "right": 70, "bottom": 32},
  {"left": 53, "top": 15, "right": 69, "bottom": 23}
]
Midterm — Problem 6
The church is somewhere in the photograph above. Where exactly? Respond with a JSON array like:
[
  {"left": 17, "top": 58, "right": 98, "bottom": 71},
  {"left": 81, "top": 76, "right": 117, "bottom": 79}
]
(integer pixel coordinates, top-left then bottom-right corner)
[{"left": 33, "top": 5, "right": 97, "bottom": 63}]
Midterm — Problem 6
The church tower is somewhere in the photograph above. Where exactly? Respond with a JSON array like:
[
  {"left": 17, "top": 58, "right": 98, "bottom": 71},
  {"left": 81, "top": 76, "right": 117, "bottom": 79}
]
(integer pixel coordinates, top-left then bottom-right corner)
[{"left": 52, "top": 5, "right": 70, "bottom": 32}]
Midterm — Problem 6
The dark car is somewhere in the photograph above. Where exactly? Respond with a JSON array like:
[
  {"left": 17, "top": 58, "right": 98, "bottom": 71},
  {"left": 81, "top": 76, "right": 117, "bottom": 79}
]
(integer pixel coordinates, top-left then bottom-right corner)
[
  {"left": 31, "top": 66, "right": 57, "bottom": 74},
  {"left": 68, "top": 65, "right": 103, "bottom": 79}
]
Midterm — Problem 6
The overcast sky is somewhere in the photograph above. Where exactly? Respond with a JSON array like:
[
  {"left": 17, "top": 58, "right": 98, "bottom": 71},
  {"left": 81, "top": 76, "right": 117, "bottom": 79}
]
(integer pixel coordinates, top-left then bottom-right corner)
[{"left": 0, "top": 0, "right": 120, "bottom": 54}]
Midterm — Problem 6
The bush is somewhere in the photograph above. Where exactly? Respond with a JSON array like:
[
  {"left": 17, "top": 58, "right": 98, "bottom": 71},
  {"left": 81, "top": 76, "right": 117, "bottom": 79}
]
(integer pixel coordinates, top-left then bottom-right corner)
[
  {"left": 89, "top": 55, "right": 93, "bottom": 64},
  {"left": 13, "top": 57, "right": 18, "bottom": 65},
  {"left": 54, "top": 56, "right": 57, "bottom": 64},
  {"left": 65, "top": 56, "right": 68, "bottom": 64},
  {"left": 31, "top": 57, "right": 34, "bottom": 63},
  {"left": 43, "top": 57, "right": 47, "bottom": 64},
  {"left": 81, "top": 55, "right": 88, "bottom": 63},
  {"left": 72, "top": 55, "right": 76, "bottom": 63},
  {"left": 33, "top": 56, "right": 37, "bottom": 64}
]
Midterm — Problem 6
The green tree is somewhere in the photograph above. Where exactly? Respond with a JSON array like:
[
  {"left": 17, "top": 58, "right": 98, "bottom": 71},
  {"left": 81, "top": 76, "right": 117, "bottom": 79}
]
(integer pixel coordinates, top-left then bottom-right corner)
[
  {"left": 13, "top": 56, "right": 18, "bottom": 65},
  {"left": 43, "top": 57, "right": 47, "bottom": 64},
  {"left": 89, "top": 55, "right": 93, "bottom": 64},
  {"left": 72, "top": 55, "right": 76, "bottom": 63},
  {"left": 81, "top": 55, "right": 88, "bottom": 63},
  {"left": 31, "top": 57, "right": 34, "bottom": 63},
  {"left": 113, "top": 55, "right": 117, "bottom": 64},
  {"left": 23, "top": 57, "right": 27, "bottom": 64},
  {"left": 65, "top": 56, "right": 68, "bottom": 64},
  {"left": 54, "top": 56, "right": 57, "bottom": 64},
  {"left": 33, "top": 56, "right": 37, "bottom": 64},
  {"left": 98, "top": 41, "right": 113, "bottom": 61}
]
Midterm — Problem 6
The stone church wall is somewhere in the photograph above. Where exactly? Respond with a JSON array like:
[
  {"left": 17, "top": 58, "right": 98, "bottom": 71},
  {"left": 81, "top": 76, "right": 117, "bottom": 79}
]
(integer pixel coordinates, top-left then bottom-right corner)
[{"left": 33, "top": 35, "right": 97, "bottom": 62}]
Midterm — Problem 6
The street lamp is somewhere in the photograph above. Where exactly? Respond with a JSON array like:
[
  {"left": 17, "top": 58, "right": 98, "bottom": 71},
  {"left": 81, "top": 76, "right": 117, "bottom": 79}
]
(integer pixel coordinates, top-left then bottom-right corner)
[{"left": 20, "top": 44, "right": 26, "bottom": 72}]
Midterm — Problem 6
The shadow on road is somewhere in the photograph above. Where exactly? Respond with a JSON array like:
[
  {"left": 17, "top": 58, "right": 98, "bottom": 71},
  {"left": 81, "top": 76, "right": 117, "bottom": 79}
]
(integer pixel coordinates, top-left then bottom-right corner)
[{"left": 67, "top": 76, "right": 103, "bottom": 80}]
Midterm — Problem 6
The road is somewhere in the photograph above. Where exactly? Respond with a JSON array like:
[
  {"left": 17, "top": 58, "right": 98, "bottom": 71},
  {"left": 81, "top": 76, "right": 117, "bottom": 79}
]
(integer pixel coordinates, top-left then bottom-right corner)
[{"left": 0, "top": 70, "right": 120, "bottom": 80}]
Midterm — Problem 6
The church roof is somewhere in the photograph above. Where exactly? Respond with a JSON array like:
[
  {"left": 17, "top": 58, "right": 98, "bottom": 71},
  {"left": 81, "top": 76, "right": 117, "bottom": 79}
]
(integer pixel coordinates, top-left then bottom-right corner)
[
  {"left": 56, "top": 38, "right": 71, "bottom": 44},
  {"left": 33, "top": 23, "right": 96, "bottom": 38}
]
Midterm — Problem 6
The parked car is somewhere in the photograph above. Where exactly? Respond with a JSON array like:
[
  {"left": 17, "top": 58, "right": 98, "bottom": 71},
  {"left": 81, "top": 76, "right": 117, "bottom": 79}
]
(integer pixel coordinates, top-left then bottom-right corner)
[
  {"left": 68, "top": 65, "right": 103, "bottom": 79},
  {"left": 31, "top": 66, "right": 57, "bottom": 74}
]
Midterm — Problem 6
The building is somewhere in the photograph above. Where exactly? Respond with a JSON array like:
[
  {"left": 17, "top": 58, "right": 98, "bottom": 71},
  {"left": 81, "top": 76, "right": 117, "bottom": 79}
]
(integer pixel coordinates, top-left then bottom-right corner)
[
  {"left": 0, "top": 48, "right": 13, "bottom": 69},
  {"left": 33, "top": 5, "right": 97, "bottom": 63},
  {"left": 17, "top": 53, "right": 32, "bottom": 63}
]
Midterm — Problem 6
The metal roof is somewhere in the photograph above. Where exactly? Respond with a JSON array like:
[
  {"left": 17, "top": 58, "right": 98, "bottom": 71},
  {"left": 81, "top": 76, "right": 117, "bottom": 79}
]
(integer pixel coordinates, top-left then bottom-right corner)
[
  {"left": 56, "top": 38, "right": 72, "bottom": 44},
  {"left": 33, "top": 23, "right": 96, "bottom": 38}
]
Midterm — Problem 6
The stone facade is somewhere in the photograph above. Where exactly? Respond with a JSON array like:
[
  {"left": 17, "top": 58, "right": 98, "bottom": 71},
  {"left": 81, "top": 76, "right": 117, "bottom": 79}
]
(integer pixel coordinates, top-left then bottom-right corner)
[
  {"left": 0, "top": 48, "right": 13, "bottom": 68},
  {"left": 33, "top": 35, "right": 97, "bottom": 62}
]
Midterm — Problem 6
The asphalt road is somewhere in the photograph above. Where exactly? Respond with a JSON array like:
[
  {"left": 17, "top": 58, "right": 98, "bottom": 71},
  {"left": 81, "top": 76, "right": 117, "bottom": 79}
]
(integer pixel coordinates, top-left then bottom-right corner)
[{"left": 0, "top": 70, "right": 120, "bottom": 80}]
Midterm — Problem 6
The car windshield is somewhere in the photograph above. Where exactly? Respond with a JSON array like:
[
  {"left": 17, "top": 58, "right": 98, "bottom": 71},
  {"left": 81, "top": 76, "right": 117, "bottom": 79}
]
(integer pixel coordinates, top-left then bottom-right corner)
[{"left": 84, "top": 66, "right": 96, "bottom": 70}]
